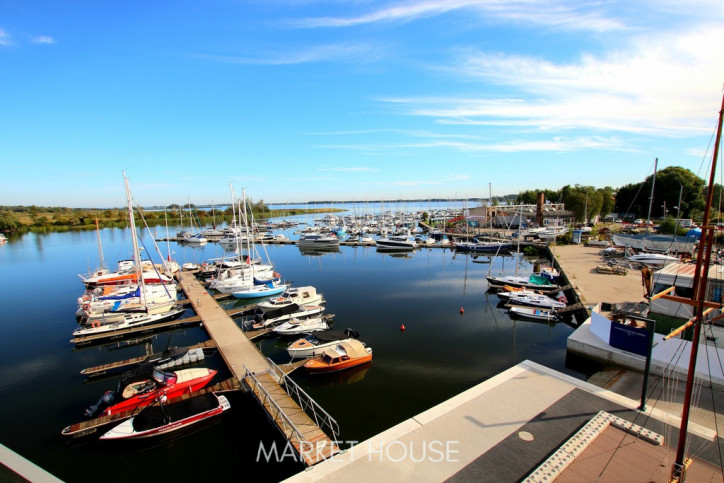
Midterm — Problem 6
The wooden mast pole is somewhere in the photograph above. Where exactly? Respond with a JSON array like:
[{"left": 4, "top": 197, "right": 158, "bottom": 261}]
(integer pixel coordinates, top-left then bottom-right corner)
[{"left": 672, "top": 92, "right": 724, "bottom": 480}]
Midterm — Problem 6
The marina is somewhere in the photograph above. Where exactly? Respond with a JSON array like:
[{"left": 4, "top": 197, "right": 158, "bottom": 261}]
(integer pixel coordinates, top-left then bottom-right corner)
[
  {"left": 2, "top": 197, "right": 724, "bottom": 481},
  {"left": 1, "top": 201, "right": 596, "bottom": 482}
]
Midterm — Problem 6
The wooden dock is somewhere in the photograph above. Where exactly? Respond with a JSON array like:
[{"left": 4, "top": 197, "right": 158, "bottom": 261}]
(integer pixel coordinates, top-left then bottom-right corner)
[
  {"left": 80, "top": 339, "right": 217, "bottom": 376},
  {"left": 69, "top": 305, "right": 254, "bottom": 345},
  {"left": 176, "top": 271, "right": 339, "bottom": 465}
]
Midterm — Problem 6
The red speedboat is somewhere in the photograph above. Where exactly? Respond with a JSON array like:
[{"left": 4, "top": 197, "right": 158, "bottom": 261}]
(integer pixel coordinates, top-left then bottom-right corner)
[
  {"left": 100, "top": 393, "right": 230, "bottom": 440},
  {"left": 84, "top": 363, "right": 217, "bottom": 417},
  {"left": 303, "top": 340, "right": 373, "bottom": 373}
]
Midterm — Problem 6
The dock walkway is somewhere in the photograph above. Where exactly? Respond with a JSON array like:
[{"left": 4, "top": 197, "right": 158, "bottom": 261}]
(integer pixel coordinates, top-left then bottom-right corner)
[{"left": 176, "top": 271, "right": 339, "bottom": 465}]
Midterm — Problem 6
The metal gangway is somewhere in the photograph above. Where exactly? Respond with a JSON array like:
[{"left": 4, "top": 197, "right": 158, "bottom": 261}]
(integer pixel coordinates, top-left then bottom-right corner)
[{"left": 244, "top": 359, "right": 340, "bottom": 466}]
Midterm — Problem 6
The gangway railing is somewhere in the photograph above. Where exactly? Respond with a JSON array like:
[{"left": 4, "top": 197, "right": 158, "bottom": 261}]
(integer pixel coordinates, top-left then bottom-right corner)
[
  {"left": 267, "top": 358, "right": 340, "bottom": 442},
  {"left": 243, "top": 364, "right": 307, "bottom": 448}
]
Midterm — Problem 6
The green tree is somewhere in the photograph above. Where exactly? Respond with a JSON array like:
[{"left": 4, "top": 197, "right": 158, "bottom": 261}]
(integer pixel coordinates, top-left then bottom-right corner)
[
  {"left": 599, "top": 187, "right": 615, "bottom": 217},
  {"left": 0, "top": 211, "right": 19, "bottom": 232},
  {"left": 614, "top": 166, "right": 705, "bottom": 220},
  {"left": 561, "top": 185, "right": 602, "bottom": 223}
]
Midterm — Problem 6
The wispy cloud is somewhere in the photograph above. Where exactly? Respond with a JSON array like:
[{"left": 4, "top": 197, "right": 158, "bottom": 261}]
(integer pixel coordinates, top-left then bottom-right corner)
[
  {"left": 289, "top": 0, "right": 627, "bottom": 33},
  {"left": 191, "top": 42, "right": 380, "bottom": 65},
  {"left": 318, "top": 166, "right": 376, "bottom": 172},
  {"left": 383, "top": 179, "right": 442, "bottom": 187},
  {"left": 31, "top": 36, "right": 55, "bottom": 44},
  {"left": 0, "top": 28, "right": 12, "bottom": 46},
  {"left": 381, "top": 23, "right": 724, "bottom": 138}
]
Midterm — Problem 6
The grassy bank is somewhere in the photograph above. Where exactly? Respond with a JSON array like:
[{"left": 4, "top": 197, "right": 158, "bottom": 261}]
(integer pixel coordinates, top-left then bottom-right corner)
[{"left": 0, "top": 206, "right": 341, "bottom": 233}]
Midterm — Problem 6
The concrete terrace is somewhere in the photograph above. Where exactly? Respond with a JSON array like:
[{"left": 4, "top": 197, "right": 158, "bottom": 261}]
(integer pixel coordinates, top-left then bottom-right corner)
[{"left": 285, "top": 360, "right": 720, "bottom": 482}]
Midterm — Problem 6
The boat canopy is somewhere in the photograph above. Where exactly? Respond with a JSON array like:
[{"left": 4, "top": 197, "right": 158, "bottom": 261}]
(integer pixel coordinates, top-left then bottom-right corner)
[{"left": 338, "top": 340, "right": 368, "bottom": 358}]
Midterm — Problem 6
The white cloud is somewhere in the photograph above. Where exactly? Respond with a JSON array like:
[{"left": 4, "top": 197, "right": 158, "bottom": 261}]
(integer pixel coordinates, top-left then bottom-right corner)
[
  {"left": 289, "top": 0, "right": 627, "bottom": 33},
  {"left": 191, "top": 42, "right": 380, "bottom": 65},
  {"left": 319, "top": 166, "right": 376, "bottom": 172},
  {"left": 0, "top": 28, "right": 12, "bottom": 46},
  {"left": 32, "top": 36, "right": 55, "bottom": 44},
  {"left": 380, "top": 23, "right": 724, "bottom": 139}
]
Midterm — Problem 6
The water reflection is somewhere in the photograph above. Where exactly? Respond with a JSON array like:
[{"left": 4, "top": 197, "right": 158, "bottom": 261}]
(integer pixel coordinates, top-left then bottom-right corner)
[
  {"left": 301, "top": 362, "right": 371, "bottom": 387},
  {"left": 298, "top": 246, "right": 341, "bottom": 257}
]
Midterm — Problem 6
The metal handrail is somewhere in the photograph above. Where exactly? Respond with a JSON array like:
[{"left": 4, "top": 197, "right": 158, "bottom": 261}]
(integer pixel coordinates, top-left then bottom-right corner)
[
  {"left": 243, "top": 365, "right": 306, "bottom": 447},
  {"left": 267, "top": 358, "right": 340, "bottom": 441}
]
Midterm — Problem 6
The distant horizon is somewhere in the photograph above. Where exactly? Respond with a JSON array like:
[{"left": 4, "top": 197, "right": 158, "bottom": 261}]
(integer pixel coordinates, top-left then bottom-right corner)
[{"left": 2, "top": 2, "right": 722, "bottom": 207}]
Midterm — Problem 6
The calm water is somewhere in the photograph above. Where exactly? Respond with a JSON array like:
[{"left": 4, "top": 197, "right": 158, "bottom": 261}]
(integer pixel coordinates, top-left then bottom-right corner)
[{"left": 0, "top": 214, "right": 592, "bottom": 482}]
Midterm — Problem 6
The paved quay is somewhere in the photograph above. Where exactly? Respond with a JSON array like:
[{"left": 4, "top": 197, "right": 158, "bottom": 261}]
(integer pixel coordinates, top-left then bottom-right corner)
[
  {"left": 284, "top": 360, "right": 719, "bottom": 482},
  {"left": 551, "top": 244, "right": 647, "bottom": 307}
]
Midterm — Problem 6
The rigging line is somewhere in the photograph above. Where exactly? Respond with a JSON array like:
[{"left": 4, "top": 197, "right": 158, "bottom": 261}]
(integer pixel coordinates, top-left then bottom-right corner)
[
  {"left": 131, "top": 199, "right": 174, "bottom": 300},
  {"left": 630, "top": 334, "right": 690, "bottom": 446},
  {"left": 621, "top": 157, "right": 657, "bottom": 223},
  {"left": 704, "top": 326, "right": 724, "bottom": 475},
  {"left": 685, "top": 351, "right": 709, "bottom": 460},
  {"left": 595, "top": 335, "right": 691, "bottom": 480},
  {"left": 683, "top": 328, "right": 724, "bottom": 472},
  {"left": 694, "top": 115, "right": 719, "bottom": 181}
]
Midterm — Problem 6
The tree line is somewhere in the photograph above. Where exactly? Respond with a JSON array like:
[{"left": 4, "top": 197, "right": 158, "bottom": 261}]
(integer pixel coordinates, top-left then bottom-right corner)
[
  {"left": 0, "top": 199, "right": 319, "bottom": 233},
  {"left": 515, "top": 166, "right": 719, "bottom": 224}
]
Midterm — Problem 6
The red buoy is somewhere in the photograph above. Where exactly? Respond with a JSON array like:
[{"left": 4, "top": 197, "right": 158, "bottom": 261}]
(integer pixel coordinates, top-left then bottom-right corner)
[
  {"left": 460, "top": 306, "right": 464, "bottom": 315},
  {"left": 400, "top": 323, "right": 406, "bottom": 332}
]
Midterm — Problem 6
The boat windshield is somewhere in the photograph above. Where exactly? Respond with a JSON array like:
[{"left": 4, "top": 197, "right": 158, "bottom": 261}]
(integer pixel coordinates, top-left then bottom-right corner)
[{"left": 152, "top": 368, "right": 177, "bottom": 386}]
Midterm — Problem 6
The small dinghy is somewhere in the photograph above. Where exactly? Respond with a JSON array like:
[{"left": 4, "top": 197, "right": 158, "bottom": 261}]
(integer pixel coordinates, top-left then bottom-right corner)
[{"left": 508, "top": 306, "right": 559, "bottom": 322}]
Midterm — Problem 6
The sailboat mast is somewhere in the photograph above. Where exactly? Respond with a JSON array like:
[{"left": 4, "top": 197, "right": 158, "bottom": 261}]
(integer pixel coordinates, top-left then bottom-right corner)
[
  {"left": 646, "top": 158, "right": 657, "bottom": 232},
  {"left": 123, "top": 172, "right": 146, "bottom": 306},
  {"left": 95, "top": 218, "right": 105, "bottom": 269},
  {"left": 672, "top": 93, "right": 724, "bottom": 479}
]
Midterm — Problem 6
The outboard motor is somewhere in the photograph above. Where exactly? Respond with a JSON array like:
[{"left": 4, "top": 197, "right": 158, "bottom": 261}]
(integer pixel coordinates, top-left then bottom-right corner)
[
  {"left": 344, "top": 328, "right": 360, "bottom": 339},
  {"left": 84, "top": 390, "right": 116, "bottom": 418}
]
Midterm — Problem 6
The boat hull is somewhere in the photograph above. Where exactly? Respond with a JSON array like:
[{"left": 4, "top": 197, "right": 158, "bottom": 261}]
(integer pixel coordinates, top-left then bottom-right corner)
[
  {"left": 104, "top": 368, "right": 217, "bottom": 416},
  {"left": 304, "top": 354, "right": 372, "bottom": 373},
  {"left": 100, "top": 394, "right": 229, "bottom": 440}
]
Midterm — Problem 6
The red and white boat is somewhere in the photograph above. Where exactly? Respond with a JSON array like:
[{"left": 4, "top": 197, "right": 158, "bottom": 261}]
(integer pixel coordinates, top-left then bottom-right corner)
[
  {"left": 84, "top": 365, "right": 217, "bottom": 417},
  {"left": 79, "top": 268, "right": 173, "bottom": 288},
  {"left": 99, "top": 393, "right": 230, "bottom": 440},
  {"left": 303, "top": 339, "right": 372, "bottom": 373}
]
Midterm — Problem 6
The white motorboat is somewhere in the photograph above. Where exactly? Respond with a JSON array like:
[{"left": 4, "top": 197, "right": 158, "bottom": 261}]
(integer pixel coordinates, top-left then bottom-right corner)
[
  {"left": 246, "top": 304, "right": 326, "bottom": 330},
  {"left": 258, "top": 286, "right": 324, "bottom": 310},
  {"left": 182, "top": 233, "right": 207, "bottom": 245},
  {"left": 272, "top": 316, "right": 329, "bottom": 336},
  {"left": 625, "top": 249, "right": 679, "bottom": 266},
  {"left": 508, "top": 306, "right": 559, "bottom": 322},
  {"left": 497, "top": 290, "right": 567, "bottom": 309},
  {"left": 298, "top": 234, "right": 340, "bottom": 249},
  {"left": 376, "top": 235, "right": 417, "bottom": 250}
]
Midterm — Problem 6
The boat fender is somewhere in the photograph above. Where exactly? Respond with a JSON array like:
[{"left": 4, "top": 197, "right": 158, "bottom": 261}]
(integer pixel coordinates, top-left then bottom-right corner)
[{"left": 91, "top": 320, "right": 101, "bottom": 328}]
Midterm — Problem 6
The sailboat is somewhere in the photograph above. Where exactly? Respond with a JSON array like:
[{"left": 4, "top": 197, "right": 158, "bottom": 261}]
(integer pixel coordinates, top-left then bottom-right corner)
[
  {"left": 73, "top": 173, "right": 184, "bottom": 338},
  {"left": 229, "top": 189, "right": 287, "bottom": 299},
  {"left": 652, "top": 93, "right": 724, "bottom": 480},
  {"left": 181, "top": 198, "right": 207, "bottom": 245}
]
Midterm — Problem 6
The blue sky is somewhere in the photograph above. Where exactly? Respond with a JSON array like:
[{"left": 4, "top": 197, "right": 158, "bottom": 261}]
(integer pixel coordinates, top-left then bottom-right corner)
[{"left": 1, "top": 1, "right": 723, "bottom": 208}]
